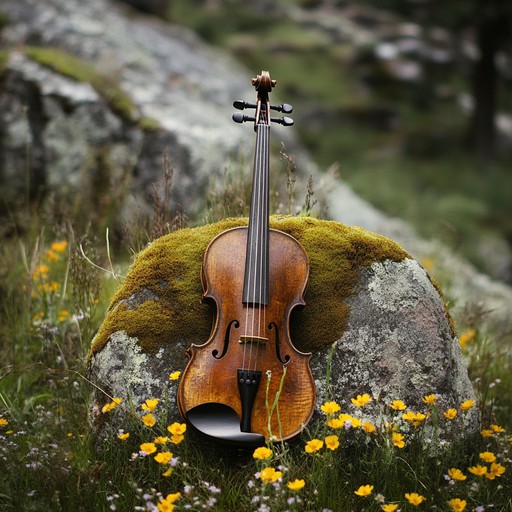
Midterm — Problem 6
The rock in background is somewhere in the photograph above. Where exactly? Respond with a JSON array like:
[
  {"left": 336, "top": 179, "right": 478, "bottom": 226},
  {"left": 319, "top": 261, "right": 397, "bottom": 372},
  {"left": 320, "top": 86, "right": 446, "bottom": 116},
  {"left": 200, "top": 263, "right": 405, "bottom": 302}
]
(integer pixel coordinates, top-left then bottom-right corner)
[{"left": 0, "top": 0, "right": 258, "bottom": 218}]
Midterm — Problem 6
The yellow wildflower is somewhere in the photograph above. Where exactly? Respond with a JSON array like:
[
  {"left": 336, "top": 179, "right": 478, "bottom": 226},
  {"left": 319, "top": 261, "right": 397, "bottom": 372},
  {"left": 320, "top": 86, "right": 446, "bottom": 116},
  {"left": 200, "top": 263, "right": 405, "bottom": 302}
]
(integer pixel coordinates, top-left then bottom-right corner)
[
  {"left": 157, "top": 501, "right": 173, "bottom": 512},
  {"left": 37, "top": 281, "right": 60, "bottom": 294},
  {"left": 327, "top": 417, "right": 345, "bottom": 429},
  {"left": 392, "top": 432, "right": 405, "bottom": 448},
  {"left": 402, "top": 411, "right": 426, "bottom": 426},
  {"left": 253, "top": 446, "right": 273, "bottom": 460},
  {"left": 154, "top": 451, "right": 173, "bottom": 465},
  {"left": 485, "top": 462, "right": 506, "bottom": 480},
  {"left": 363, "top": 421, "right": 376, "bottom": 433},
  {"left": 169, "top": 371, "right": 181, "bottom": 381},
  {"left": 479, "top": 451, "right": 496, "bottom": 463},
  {"left": 162, "top": 468, "right": 173, "bottom": 477},
  {"left": 468, "top": 465, "right": 487, "bottom": 477},
  {"left": 351, "top": 394, "right": 371, "bottom": 407},
  {"left": 102, "top": 397, "right": 122, "bottom": 413},
  {"left": 422, "top": 394, "right": 437, "bottom": 404},
  {"left": 459, "top": 329, "right": 476, "bottom": 349},
  {"left": 259, "top": 467, "right": 282, "bottom": 483},
  {"left": 287, "top": 479, "right": 305, "bottom": 491},
  {"left": 167, "top": 422, "right": 187, "bottom": 436},
  {"left": 460, "top": 399, "right": 476, "bottom": 411},
  {"left": 448, "top": 468, "right": 467, "bottom": 481},
  {"left": 51, "top": 240, "right": 68, "bottom": 253},
  {"left": 57, "top": 310, "right": 70, "bottom": 322},
  {"left": 0, "top": 418, "right": 8, "bottom": 427},
  {"left": 305, "top": 439, "right": 324, "bottom": 453},
  {"left": 32, "top": 311, "right": 45, "bottom": 323},
  {"left": 338, "top": 413, "right": 354, "bottom": 423},
  {"left": 154, "top": 436, "right": 169, "bottom": 445},
  {"left": 448, "top": 498, "right": 467, "bottom": 512},
  {"left": 117, "top": 432, "right": 130, "bottom": 441},
  {"left": 490, "top": 424, "right": 505, "bottom": 433},
  {"left": 350, "top": 417, "right": 362, "bottom": 428},
  {"left": 405, "top": 492, "right": 426, "bottom": 506},
  {"left": 45, "top": 249, "right": 59, "bottom": 262},
  {"left": 480, "top": 429, "right": 494, "bottom": 438},
  {"left": 141, "top": 413, "right": 157, "bottom": 428},
  {"left": 444, "top": 408, "right": 457, "bottom": 420},
  {"left": 324, "top": 435, "right": 340, "bottom": 451},
  {"left": 157, "top": 492, "right": 180, "bottom": 512},
  {"left": 140, "top": 442, "right": 157, "bottom": 455},
  {"left": 321, "top": 401, "right": 341, "bottom": 415},
  {"left": 170, "top": 434, "right": 184, "bottom": 445},
  {"left": 354, "top": 484, "right": 373, "bottom": 497},
  {"left": 33, "top": 264, "right": 50, "bottom": 281},
  {"left": 389, "top": 400, "right": 407, "bottom": 411},
  {"left": 381, "top": 505, "right": 399, "bottom": 512},
  {"left": 142, "top": 398, "right": 159, "bottom": 411}
]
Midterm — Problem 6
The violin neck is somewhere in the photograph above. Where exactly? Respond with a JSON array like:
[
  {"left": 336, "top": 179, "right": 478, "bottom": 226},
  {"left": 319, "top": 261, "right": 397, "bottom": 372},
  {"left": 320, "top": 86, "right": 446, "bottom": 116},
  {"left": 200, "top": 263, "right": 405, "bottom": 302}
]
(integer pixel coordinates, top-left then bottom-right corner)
[{"left": 243, "top": 123, "right": 270, "bottom": 306}]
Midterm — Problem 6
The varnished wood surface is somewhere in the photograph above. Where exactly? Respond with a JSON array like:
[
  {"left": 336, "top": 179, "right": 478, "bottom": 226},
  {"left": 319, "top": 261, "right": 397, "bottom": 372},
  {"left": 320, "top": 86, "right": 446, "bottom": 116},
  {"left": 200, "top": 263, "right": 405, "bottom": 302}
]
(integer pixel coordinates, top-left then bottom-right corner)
[{"left": 177, "top": 227, "right": 316, "bottom": 441}]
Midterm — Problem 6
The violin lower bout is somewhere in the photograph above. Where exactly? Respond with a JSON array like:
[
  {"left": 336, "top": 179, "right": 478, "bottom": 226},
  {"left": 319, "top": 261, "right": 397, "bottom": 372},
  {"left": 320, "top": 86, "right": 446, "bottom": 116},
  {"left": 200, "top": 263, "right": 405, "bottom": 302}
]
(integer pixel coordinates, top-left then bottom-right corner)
[{"left": 177, "top": 227, "right": 316, "bottom": 442}]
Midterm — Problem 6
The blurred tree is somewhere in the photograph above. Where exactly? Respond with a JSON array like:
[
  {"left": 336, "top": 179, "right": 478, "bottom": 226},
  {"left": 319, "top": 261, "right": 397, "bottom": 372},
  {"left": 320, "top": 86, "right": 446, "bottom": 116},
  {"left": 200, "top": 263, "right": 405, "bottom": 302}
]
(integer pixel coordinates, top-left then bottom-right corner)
[
  {"left": 466, "top": 0, "right": 511, "bottom": 162},
  {"left": 368, "top": 0, "right": 512, "bottom": 162}
]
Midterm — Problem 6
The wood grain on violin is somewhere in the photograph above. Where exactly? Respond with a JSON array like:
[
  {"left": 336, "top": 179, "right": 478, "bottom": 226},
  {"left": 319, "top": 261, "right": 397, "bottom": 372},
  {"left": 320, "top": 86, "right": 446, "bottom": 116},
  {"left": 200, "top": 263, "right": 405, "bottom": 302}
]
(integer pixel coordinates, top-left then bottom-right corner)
[{"left": 177, "top": 71, "right": 316, "bottom": 445}]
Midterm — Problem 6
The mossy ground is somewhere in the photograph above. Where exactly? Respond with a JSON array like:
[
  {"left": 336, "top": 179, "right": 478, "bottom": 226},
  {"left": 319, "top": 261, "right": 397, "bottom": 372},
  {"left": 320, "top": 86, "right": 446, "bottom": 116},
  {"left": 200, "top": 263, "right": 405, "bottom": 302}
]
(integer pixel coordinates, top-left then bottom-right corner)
[{"left": 90, "top": 216, "right": 410, "bottom": 357}]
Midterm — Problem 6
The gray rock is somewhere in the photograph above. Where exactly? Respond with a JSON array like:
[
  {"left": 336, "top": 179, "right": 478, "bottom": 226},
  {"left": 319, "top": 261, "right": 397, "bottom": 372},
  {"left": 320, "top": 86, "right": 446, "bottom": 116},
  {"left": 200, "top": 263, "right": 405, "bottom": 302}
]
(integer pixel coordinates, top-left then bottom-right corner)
[
  {"left": 88, "top": 218, "right": 478, "bottom": 444},
  {"left": 312, "top": 259, "right": 476, "bottom": 424},
  {"left": 0, "top": 0, "right": 255, "bottom": 213}
]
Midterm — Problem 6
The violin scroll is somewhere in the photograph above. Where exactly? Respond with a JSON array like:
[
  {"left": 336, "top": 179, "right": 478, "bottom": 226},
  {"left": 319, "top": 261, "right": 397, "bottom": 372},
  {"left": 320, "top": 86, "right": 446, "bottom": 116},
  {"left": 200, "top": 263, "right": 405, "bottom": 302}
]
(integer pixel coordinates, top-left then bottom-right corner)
[
  {"left": 232, "top": 70, "right": 294, "bottom": 128},
  {"left": 251, "top": 70, "right": 276, "bottom": 92}
]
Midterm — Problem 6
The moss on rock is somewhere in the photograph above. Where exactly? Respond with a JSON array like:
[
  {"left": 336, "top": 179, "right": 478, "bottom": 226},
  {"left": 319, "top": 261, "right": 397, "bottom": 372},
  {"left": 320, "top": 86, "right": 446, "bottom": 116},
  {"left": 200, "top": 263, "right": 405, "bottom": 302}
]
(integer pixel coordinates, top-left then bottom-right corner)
[{"left": 90, "top": 216, "right": 411, "bottom": 357}]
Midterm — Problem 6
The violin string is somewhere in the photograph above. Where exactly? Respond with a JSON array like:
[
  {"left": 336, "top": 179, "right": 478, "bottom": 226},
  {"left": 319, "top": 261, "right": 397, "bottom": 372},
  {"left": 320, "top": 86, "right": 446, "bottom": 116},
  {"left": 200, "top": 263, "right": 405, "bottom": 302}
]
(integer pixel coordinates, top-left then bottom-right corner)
[
  {"left": 251, "top": 123, "right": 264, "bottom": 372},
  {"left": 243, "top": 120, "right": 262, "bottom": 371},
  {"left": 258, "top": 122, "right": 269, "bottom": 372}
]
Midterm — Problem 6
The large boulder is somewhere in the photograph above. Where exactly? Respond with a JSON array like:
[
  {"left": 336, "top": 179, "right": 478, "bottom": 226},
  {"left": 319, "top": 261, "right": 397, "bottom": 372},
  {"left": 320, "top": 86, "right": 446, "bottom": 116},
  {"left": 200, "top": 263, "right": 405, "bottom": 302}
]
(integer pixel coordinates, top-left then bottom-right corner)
[{"left": 88, "top": 216, "right": 478, "bottom": 443}]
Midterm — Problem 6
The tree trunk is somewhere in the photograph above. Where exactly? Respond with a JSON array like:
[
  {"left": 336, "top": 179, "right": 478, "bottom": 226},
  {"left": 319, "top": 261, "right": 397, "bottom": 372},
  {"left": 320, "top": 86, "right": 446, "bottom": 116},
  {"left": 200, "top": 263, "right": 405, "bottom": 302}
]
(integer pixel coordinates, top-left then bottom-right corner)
[
  {"left": 467, "top": 0, "right": 509, "bottom": 164},
  {"left": 467, "top": 17, "right": 499, "bottom": 162}
]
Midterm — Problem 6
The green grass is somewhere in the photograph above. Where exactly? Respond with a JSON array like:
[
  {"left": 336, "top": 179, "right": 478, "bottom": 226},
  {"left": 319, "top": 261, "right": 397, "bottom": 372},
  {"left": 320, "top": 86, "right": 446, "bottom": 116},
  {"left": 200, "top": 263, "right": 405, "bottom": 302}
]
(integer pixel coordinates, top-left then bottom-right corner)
[{"left": 0, "top": 180, "right": 510, "bottom": 511}]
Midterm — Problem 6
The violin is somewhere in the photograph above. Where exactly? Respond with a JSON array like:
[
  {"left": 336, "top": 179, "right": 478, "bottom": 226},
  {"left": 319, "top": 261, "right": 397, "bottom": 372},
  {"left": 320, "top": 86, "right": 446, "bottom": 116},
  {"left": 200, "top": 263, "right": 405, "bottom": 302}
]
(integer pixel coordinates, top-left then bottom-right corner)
[{"left": 177, "top": 71, "right": 316, "bottom": 446}]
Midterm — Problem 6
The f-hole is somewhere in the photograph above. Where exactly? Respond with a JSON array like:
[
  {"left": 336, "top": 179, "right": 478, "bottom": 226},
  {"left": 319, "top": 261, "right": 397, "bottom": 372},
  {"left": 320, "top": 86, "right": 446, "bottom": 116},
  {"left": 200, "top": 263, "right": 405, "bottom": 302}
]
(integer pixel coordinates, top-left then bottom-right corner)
[
  {"left": 212, "top": 319, "right": 239, "bottom": 359},
  {"left": 269, "top": 322, "right": 290, "bottom": 365}
]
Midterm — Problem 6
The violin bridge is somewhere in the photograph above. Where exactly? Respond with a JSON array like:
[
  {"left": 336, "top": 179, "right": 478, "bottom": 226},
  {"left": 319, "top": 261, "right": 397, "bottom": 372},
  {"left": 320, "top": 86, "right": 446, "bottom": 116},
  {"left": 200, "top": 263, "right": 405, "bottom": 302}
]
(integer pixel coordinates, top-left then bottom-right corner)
[{"left": 239, "top": 335, "right": 268, "bottom": 345}]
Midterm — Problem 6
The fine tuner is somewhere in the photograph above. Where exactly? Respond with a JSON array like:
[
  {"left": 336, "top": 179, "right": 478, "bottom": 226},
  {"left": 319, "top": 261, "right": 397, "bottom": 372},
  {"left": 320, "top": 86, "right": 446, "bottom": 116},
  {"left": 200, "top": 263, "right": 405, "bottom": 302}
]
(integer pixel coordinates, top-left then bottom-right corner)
[{"left": 232, "top": 100, "right": 294, "bottom": 127}]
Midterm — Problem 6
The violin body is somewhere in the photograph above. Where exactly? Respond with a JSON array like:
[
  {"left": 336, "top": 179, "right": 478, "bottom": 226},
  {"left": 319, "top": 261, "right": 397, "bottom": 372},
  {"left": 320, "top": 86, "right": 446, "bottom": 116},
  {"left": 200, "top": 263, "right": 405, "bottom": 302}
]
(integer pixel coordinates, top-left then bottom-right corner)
[
  {"left": 177, "top": 226, "right": 315, "bottom": 441},
  {"left": 177, "top": 70, "right": 316, "bottom": 444}
]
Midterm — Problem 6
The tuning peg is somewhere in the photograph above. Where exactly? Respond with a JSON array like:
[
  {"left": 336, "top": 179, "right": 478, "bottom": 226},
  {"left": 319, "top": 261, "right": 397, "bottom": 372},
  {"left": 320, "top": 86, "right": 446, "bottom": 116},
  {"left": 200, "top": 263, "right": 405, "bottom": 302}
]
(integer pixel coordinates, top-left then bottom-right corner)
[
  {"left": 271, "top": 116, "right": 294, "bottom": 126},
  {"left": 232, "top": 112, "right": 256, "bottom": 124},
  {"left": 233, "top": 100, "right": 257, "bottom": 110},
  {"left": 270, "top": 103, "right": 293, "bottom": 114}
]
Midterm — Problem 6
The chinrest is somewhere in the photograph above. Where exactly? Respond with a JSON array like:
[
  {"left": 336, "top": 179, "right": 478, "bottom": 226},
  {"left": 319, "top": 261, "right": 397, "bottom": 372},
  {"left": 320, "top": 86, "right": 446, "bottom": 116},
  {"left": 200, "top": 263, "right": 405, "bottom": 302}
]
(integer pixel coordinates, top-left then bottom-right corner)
[{"left": 186, "top": 402, "right": 265, "bottom": 447}]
